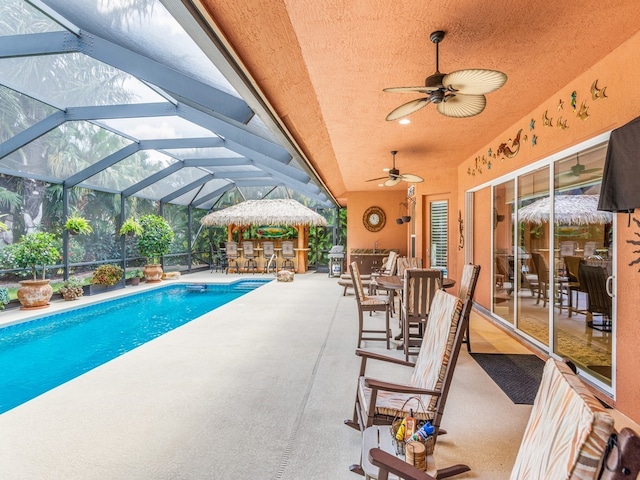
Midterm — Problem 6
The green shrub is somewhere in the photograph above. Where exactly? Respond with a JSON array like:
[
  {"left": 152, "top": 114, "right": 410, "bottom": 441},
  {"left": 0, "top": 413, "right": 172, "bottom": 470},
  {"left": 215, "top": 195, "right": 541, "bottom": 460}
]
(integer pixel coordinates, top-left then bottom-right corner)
[
  {"left": 90, "top": 264, "right": 124, "bottom": 286},
  {"left": 137, "top": 215, "right": 175, "bottom": 264},
  {"left": 1, "top": 232, "right": 60, "bottom": 280}
]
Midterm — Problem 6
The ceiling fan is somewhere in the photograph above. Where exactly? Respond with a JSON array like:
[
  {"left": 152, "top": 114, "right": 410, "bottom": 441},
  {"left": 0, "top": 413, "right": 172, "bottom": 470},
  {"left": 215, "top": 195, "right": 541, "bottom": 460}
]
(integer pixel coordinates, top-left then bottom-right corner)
[
  {"left": 559, "top": 153, "right": 602, "bottom": 178},
  {"left": 366, "top": 150, "right": 424, "bottom": 186},
  {"left": 384, "top": 30, "right": 507, "bottom": 120}
]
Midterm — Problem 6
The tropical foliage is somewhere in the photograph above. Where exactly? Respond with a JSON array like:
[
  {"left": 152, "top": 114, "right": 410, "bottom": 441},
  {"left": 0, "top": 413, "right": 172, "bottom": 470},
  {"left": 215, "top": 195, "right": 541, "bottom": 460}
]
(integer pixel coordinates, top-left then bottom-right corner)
[
  {"left": 90, "top": 264, "right": 124, "bottom": 286},
  {"left": 119, "top": 217, "right": 142, "bottom": 237},
  {"left": 137, "top": 214, "right": 175, "bottom": 265},
  {"left": 1, "top": 232, "right": 60, "bottom": 280},
  {"left": 65, "top": 214, "right": 93, "bottom": 235}
]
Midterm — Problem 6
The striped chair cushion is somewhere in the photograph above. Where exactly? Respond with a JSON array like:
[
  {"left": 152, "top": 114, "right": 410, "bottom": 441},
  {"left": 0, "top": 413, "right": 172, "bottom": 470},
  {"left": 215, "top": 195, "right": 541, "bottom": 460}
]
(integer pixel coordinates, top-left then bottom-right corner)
[
  {"left": 410, "top": 290, "right": 462, "bottom": 411},
  {"left": 509, "top": 359, "right": 614, "bottom": 480},
  {"left": 357, "top": 290, "right": 462, "bottom": 419},
  {"left": 458, "top": 264, "right": 480, "bottom": 302}
]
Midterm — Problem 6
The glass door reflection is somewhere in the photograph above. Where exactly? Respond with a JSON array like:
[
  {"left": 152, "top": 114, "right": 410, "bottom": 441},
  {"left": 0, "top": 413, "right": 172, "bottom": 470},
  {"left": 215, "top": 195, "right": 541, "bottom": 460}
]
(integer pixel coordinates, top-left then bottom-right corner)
[
  {"left": 492, "top": 180, "right": 514, "bottom": 324},
  {"left": 517, "top": 167, "right": 550, "bottom": 347},
  {"left": 553, "top": 143, "right": 613, "bottom": 386}
]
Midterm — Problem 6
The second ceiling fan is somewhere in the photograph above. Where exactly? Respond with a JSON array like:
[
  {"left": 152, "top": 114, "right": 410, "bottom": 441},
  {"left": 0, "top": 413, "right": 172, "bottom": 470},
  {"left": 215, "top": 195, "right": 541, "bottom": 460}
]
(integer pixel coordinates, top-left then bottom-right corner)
[
  {"left": 367, "top": 150, "right": 424, "bottom": 186},
  {"left": 384, "top": 30, "right": 507, "bottom": 120}
]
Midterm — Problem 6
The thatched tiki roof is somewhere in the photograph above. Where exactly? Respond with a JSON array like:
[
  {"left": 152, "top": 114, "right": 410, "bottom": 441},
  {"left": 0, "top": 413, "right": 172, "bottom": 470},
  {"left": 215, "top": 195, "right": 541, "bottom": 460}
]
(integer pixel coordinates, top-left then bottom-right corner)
[
  {"left": 200, "top": 199, "right": 327, "bottom": 227},
  {"left": 518, "top": 195, "right": 612, "bottom": 225}
]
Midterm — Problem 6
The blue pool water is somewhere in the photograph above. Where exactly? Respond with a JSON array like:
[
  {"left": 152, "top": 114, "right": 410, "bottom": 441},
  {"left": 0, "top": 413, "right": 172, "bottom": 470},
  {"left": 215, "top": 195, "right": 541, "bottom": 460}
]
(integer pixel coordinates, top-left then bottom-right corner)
[{"left": 0, "top": 279, "right": 270, "bottom": 414}]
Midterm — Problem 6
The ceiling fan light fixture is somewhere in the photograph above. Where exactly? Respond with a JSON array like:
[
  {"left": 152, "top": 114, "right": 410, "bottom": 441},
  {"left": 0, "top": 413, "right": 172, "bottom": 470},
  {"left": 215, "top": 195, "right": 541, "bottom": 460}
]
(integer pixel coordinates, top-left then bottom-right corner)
[{"left": 384, "top": 30, "right": 506, "bottom": 120}]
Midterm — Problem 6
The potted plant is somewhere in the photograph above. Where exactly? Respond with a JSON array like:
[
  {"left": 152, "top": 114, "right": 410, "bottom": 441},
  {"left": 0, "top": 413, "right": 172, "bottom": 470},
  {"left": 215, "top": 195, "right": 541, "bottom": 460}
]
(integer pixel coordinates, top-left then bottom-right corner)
[
  {"left": 1, "top": 232, "right": 60, "bottom": 309},
  {"left": 58, "top": 276, "right": 84, "bottom": 301},
  {"left": 64, "top": 214, "right": 93, "bottom": 236},
  {"left": 91, "top": 264, "right": 124, "bottom": 286},
  {"left": 137, "top": 214, "right": 174, "bottom": 283},
  {"left": 119, "top": 217, "right": 142, "bottom": 237},
  {"left": 129, "top": 268, "right": 143, "bottom": 286},
  {"left": 0, "top": 287, "right": 9, "bottom": 310}
]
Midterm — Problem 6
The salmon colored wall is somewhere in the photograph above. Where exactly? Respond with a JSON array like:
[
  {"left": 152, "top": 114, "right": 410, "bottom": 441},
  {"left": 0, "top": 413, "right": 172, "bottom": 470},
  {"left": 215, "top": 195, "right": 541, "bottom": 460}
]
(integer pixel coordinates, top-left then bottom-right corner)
[
  {"left": 455, "top": 31, "right": 640, "bottom": 422},
  {"left": 471, "top": 187, "right": 492, "bottom": 307},
  {"left": 345, "top": 191, "right": 408, "bottom": 264}
]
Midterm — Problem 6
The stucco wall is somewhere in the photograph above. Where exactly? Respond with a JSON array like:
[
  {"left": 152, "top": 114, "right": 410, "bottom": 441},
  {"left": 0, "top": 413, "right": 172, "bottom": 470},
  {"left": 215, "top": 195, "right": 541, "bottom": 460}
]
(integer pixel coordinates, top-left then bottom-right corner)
[
  {"left": 345, "top": 190, "right": 408, "bottom": 264},
  {"left": 457, "top": 30, "right": 640, "bottom": 421}
]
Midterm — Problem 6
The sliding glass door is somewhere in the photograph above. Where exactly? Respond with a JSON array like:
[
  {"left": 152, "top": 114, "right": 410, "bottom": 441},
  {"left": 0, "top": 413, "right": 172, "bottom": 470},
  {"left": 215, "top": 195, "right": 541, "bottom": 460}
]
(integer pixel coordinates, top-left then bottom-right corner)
[
  {"left": 489, "top": 139, "right": 614, "bottom": 390},
  {"left": 552, "top": 143, "right": 612, "bottom": 385},
  {"left": 517, "top": 167, "right": 550, "bottom": 347}
]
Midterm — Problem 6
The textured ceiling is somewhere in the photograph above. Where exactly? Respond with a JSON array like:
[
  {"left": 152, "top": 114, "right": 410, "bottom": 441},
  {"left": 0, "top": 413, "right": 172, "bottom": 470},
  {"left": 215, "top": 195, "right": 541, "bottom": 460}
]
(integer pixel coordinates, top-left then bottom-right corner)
[{"left": 195, "top": 0, "right": 640, "bottom": 204}]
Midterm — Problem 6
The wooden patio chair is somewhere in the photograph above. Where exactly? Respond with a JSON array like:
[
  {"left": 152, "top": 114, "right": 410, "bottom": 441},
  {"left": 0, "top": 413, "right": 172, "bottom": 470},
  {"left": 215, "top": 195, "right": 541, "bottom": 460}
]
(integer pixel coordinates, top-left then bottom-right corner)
[
  {"left": 401, "top": 268, "right": 443, "bottom": 361},
  {"left": 457, "top": 264, "right": 481, "bottom": 352},
  {"left": 372, "top": 250, "right": 399, "bottom": 276},
  {"left": 346, "top": 290, "right": 470, "bottom": 476},
  {"left": 368, "top": 359, "right": 639, "bottom": 480},
  {"left": 579, "top": 263, "right": 613, "bottom": 332},
  {"left": 531, "top": 252, "right": 550, "bottom": 307},
  {"left": 345, "top": 289, "right": 469, "bottom": 432},
  {"left": 565, "top": 255, "right": 587, "bottom": 317},
  {"left": 349, "top": 262, "right": 391, "bottom": 348}
]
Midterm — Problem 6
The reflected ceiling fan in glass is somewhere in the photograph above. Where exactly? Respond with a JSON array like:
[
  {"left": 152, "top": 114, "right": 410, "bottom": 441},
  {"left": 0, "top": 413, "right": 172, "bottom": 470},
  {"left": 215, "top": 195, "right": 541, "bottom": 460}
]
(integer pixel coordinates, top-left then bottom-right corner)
[
  {"left": 366, "top": 150, "right": 424, "bottom": 187},
  {"left": 559, "top": 153, "right": 603, "bottom": 178},
  {"left": 384, "top": 30, "right": 507, "bottom": 120}
]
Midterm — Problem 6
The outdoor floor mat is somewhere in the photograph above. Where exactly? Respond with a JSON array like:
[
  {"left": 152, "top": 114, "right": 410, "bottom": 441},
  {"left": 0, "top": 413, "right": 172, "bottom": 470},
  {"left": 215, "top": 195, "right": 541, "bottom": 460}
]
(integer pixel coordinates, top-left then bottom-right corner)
[{"left": 470, "top": 353, "right": 545, "bottom": 405}]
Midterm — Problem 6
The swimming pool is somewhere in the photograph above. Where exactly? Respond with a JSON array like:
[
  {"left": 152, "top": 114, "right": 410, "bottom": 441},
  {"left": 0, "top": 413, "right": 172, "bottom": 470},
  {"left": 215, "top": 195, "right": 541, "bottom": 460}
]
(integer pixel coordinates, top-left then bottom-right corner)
[{"left": 0, "top": 279, "right": 271, "bottom": 414}]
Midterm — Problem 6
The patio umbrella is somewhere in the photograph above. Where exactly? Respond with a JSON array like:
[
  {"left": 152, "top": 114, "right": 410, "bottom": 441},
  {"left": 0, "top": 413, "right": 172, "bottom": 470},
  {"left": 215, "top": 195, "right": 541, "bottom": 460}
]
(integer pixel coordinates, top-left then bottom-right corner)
[
  {"left": 518, "top": 195, "right": 612, "bottom": 225},
  {"left": 200, "top": 199, "right": 327, "bottom": 227}
]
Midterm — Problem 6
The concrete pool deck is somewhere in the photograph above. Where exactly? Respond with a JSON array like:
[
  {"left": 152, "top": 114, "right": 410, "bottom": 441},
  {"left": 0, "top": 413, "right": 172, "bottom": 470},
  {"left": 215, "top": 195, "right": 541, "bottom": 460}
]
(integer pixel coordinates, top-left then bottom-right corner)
[{"left": 0, "top": 271, "right": 637, "bottom": 479}]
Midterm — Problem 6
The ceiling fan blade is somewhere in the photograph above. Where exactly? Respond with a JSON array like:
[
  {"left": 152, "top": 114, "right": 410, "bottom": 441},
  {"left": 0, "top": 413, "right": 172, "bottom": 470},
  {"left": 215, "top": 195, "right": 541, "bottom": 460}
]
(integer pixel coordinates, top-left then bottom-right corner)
[
  {"left": 366, "top": 176, "right": 389, "bottom": 182},
  {"left": 386, "top": 97, "right": 431, "bottom": 121},
  {"left": 437, "top": 94, "right": 486, "bottom": 118},
  {"left": 384, "top": 86, "right": 440, "bottom": 94},
  {"left": 400, "top": 173, "right": 424, "bottom": 183},
  {"left": 442, "top": 69, "right": 507, "bottom": 95},
  {"left": 582, "top": 167, "right": 602, "bottom": 175},
  {"left": 384, "top": 177, "right": 402, "bottom": 187}
]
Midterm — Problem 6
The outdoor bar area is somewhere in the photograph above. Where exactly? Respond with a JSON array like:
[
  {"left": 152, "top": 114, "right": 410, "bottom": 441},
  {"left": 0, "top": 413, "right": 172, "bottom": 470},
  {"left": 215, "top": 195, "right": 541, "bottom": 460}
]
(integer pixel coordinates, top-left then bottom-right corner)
[{"left": 200, "top": 199, "right": 327, "bottom": 273}]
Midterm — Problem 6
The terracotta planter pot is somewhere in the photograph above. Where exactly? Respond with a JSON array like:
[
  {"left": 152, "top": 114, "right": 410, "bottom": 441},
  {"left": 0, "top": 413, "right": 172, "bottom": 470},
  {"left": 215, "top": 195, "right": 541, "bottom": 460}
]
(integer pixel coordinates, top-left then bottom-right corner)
[
  {"left": 143, "top": 264, "right": 163, "bottom": 283},
  {"left": 17, "top": 279, "right": 54, "bottom": 310},
  {"left": 130, "top": 277, "right": 140, "bottom": 286}
]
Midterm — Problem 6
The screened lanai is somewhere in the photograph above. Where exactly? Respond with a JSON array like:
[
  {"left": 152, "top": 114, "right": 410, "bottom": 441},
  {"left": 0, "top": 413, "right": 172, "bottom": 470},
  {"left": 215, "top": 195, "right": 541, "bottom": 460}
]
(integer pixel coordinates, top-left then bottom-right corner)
[{"left": 0, "top": 0, "right": 336, "bottom": 282}]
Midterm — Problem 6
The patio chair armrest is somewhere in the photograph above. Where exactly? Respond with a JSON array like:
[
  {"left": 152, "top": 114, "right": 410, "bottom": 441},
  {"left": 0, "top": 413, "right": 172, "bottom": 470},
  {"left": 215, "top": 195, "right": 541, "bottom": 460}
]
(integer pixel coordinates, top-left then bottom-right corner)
[
  {"left": 369, "top": 448, "right": 436, "bottom": 480},
  {"left": 363, "top": 378, "right": 441, "bottom": 396},
  {"left": 356, "top": 348, "right": 415, "bottom": 368}
]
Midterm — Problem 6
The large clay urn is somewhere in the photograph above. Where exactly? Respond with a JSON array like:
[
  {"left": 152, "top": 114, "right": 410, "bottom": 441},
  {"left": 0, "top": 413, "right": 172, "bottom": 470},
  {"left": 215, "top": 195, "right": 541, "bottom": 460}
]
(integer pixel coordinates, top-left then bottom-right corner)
[
  {"left": 17, "top": 279, "right": 54, "bottom": 310},
  {"left": 143, "top": 264, "right": 163, "bottom": 283}
]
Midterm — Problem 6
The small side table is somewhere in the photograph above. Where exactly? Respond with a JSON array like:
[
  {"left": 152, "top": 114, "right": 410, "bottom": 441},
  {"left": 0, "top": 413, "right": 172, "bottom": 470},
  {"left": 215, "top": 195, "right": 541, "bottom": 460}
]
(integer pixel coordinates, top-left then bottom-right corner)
[{"left": 360, "top": 425, "right": 435, "bottom": 480}]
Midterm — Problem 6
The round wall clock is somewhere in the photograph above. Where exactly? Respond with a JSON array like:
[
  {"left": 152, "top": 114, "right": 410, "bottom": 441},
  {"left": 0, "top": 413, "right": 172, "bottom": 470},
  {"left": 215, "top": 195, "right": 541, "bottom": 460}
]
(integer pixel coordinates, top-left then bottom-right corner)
[{"left": 363, "top": 206, "right": 386, "bottom": 232}]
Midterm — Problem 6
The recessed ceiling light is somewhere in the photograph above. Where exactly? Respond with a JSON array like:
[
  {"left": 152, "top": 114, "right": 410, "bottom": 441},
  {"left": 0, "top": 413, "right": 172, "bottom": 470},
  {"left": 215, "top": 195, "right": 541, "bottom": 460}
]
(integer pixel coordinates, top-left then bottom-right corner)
[{"left": 399, "top": 118, "right": 411, "bottom": 125}]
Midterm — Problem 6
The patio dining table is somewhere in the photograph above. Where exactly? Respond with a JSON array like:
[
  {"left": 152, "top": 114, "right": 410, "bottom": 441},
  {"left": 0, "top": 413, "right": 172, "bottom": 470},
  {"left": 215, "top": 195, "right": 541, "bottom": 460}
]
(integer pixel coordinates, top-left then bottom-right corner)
[
  {"left": 373, "top": 274, "right": 455, "bottom": 292},
  {"left": 371, "top": 274, "right": 456, "bottom": 352}
]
